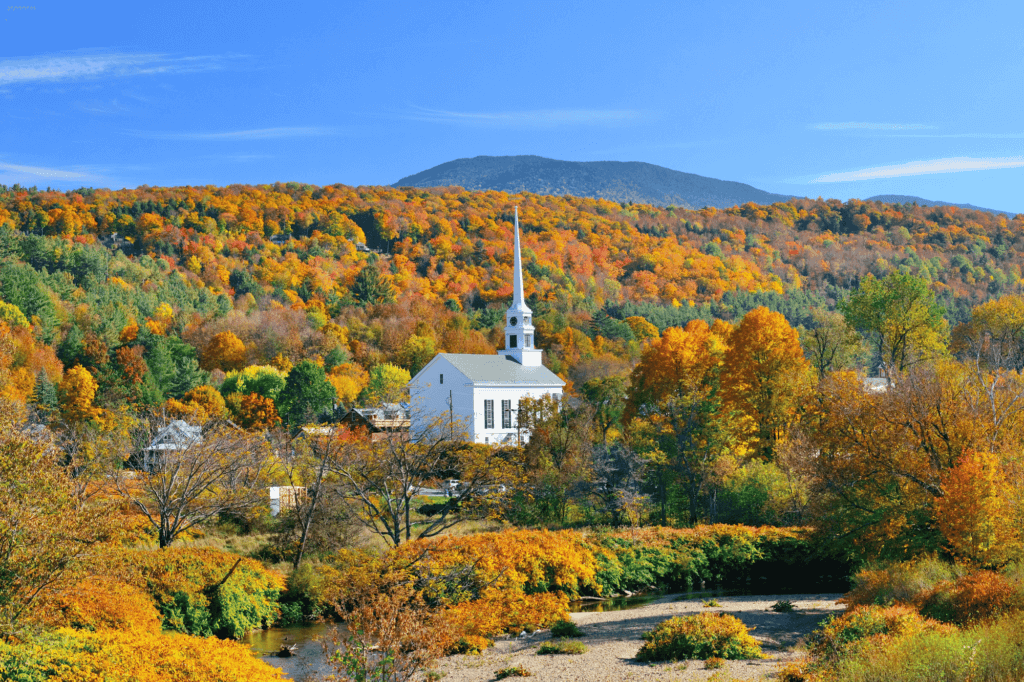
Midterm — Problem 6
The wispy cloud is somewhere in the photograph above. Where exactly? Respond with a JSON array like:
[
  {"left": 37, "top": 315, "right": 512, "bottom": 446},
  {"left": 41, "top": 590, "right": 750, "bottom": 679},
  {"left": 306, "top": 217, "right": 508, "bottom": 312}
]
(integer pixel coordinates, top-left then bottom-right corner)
[
  {"left": 132, "top": 127, "right": 336, "bottom": 141},
  {"left": 0, "top": 161, "right": 102, "bottom": 181},
  {"left": 811, "top": 122, "right": 937, "bottom": 131},
  {"left": 0, "top": 51, "right": 235, "bottom": 86},
  {"left": 813, "top": 156, "right": 1024, "bottom": 182},
  {"left": 885, "top": 132, "right": 1024, "bottom": 139},
  {"left": 404, "top": 106, "right": 643, "bottom": 128}
]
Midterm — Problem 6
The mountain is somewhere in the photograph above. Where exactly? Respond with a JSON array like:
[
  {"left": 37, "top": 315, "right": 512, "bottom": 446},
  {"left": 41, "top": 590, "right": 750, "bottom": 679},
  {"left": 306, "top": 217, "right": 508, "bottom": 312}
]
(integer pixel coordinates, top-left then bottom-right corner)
[
  {"left": 866, "top": 195, "right": 1015, "bottom": 217},
  {"left": 393, "top": 155, "right": 796, "bottom": 209}
]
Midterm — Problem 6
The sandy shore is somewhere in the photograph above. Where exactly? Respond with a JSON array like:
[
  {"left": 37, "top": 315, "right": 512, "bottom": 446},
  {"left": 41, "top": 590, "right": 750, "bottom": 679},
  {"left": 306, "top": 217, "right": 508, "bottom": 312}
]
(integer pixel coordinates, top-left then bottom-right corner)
[{"left": 433, "top": 593, "right": 845, "bottom": 681}]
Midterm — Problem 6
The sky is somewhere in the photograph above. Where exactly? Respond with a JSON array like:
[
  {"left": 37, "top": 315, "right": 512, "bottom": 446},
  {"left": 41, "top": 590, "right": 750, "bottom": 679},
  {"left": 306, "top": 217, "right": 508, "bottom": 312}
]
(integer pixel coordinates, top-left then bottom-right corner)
[{"left": 2, "top": 0, "right": 1024, "bottom": 212}]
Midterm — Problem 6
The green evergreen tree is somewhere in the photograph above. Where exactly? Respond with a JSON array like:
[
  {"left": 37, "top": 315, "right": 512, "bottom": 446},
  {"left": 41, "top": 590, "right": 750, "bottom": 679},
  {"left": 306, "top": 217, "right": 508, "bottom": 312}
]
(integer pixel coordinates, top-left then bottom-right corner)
[
  {"left": 144, "top": 335, "right": 176, "bottom": 398},
  {"left": 31, "top": 371, "right": 58, "bottom": 414},
  {"left": 351, "top": 260, "right": 396, "bottom": 307},
  {"left": 57, "top": 325, "right": 86, "bottom": 369},
  {"left": 323, "top": 345, "right": 349, "bottom": 373},
  {"left": 278, "top": 360, "right": 337, "bottom": 426},
  {"left": 168, "top": 357, "right": 210, "bottom": 399}
]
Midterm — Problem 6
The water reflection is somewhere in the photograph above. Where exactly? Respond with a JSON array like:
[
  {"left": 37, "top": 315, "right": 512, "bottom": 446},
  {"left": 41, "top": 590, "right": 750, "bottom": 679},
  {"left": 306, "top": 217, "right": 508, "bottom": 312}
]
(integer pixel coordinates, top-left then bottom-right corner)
[
  {"left": 569, "top": 593, "right": 662, "bottom": 613},
  {"left": 244, "top": 623, "right": 344, "bottom": 681}
]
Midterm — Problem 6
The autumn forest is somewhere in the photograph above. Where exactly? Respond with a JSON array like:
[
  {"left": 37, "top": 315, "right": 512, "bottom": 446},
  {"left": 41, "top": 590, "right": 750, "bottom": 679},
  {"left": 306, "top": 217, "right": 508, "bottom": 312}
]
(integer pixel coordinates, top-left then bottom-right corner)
[{"left": 6, "top": 182, "right": 1024, "bottom": 680}]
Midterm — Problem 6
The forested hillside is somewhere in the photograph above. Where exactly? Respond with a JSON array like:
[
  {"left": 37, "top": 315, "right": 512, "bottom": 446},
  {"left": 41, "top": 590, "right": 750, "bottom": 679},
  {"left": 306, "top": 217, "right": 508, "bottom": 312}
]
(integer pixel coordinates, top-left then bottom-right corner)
[{"left": 0, "top": 181, "right": 1021, "bottom": 413}]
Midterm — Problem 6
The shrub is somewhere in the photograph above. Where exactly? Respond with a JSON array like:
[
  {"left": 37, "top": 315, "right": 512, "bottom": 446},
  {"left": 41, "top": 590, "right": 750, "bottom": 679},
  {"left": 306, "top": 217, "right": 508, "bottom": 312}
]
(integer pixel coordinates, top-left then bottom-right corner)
[
  {"left": 453, "top": 635, "right": 491, "bottom": 654},
  {"left": 921, "top": 570, "right": 1024, "bottom": 625},
  {"left": 537, "top": 640, "right": 587, "bottom": 655},
  {"left": 111, "top": 548, "right": 285, "bottom": 639},
  {"left": 808, "top": 605, "right": 946, "bottom": 665},
  {"left": 705, "top": 656, "right": 725, "bottom": 669},
  {"left": 445, "top": 592, "right": 568, "bottom": 641},
  {"left": 820, "top": 613, "right": 1024, "bottom": 682},
  {"left": 401, "top": 529, "right": 601, "bottom": 600},
  {"left": 589, "top": 525, "right": 848, "bottom": 596},
  {"left": 43, "top": 577, "right": 162, "bottom": 633},
  {"left": 703, "top": 599, "right": 721, "bottom": 607},
  {"left": 550, "top": 619, "right": 584, "bottom": 638},
  {"left": 275, "top": 561, "right": 330, "bottom": 625},
  {"left": 496, "top": 666, "right": 533, "bottom": 678},
  {"left": 777, "top": 662, "right": 809, "bottom": 681},
  {"left": 844, "top": 557, "right": 961, "bottom": 608},
  {"left": 635, "top": 613, "right": 763, "bottom": 662},
  {"left": 0, "top": 628, "right": 284, "bottom": 681},
  {"left": 771, "top": 599, "right": 795, "bottom": 613}
]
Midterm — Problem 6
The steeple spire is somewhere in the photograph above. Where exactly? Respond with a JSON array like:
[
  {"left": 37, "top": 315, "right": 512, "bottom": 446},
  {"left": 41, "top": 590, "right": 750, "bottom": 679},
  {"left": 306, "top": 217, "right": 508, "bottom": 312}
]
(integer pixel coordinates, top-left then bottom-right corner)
[
  {"left": 512, "top": 207, "right": 526, "bottom": 309},
  {"left": 500, "top": 205, "right": 542, "bottom": 366}
]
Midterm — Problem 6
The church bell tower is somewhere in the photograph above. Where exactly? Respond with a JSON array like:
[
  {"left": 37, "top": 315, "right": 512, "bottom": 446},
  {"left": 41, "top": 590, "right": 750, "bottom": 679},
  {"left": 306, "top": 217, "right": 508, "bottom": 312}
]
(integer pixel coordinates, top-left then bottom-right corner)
[{"left": 500, "top": 207, "right": 543, "bottom": 367}]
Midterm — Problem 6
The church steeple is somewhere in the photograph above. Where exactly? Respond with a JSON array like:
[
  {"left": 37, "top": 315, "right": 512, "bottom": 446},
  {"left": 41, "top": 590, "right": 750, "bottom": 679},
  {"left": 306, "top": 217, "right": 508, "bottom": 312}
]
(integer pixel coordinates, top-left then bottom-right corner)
[
  {"left": 512, "top": 207, "right": 527, "bottom": 310},
  {"left": 500, "top": 207, "right": 542, "bottom": 366}
]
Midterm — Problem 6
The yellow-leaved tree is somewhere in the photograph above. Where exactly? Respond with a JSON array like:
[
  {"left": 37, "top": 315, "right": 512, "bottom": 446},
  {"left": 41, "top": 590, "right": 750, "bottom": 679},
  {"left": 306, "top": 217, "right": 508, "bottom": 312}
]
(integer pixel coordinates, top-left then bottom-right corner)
[
  {"left": 625, "top": 319, "right": 738, "bottom": 524},
  {"left": 58, "top": 365, "right": 102, "bottom": 424},
  {"left": 722, "top": 307, "right": 812, "bottom": 460}
]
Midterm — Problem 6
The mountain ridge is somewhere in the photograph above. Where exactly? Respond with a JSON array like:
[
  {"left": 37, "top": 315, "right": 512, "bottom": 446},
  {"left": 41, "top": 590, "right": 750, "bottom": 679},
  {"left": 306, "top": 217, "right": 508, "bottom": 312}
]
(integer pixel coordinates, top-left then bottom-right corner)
[
  {"left": 394, "top": 155, "right": 1017, "bottom": 216},
  {"left": 865, "top": 194, "right": 1015, "bottom": 217},
  {"left": 394, "top": 155, "right": 796, "bottom": 209}
]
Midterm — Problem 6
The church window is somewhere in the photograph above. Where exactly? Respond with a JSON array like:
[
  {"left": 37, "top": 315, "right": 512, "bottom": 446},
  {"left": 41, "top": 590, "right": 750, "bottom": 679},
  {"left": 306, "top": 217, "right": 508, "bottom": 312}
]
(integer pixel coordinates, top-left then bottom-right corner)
[
  {"left": 510, "top": 316, "right": 518, "bottom": 326},
  {"left": 525, "top": 335, "right": 532, "bottom": 347},
  {"left": 509, "top": 334, "right": 517, "bottom": 348},
  {"left": 502, "top": 400, "right": 512, "bottom": 428},
  {"left": 440, "top": 373, "right": 443, "bottom": 384},
  {"left": 484, "top": 400, "right": 494, "bottom": 429},
  {"left": 525, "top": 316, "right": 530, "bottom": 325}
]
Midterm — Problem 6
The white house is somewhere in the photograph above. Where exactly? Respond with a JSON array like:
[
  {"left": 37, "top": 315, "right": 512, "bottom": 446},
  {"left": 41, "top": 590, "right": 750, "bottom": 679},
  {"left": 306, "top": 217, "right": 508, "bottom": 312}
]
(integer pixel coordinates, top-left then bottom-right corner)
[
  {"left": 139, "top": 419, "right": 202, "bottom": 472},
  {"left": 408, "top": 208, "right": 565, "bottom": 444}
]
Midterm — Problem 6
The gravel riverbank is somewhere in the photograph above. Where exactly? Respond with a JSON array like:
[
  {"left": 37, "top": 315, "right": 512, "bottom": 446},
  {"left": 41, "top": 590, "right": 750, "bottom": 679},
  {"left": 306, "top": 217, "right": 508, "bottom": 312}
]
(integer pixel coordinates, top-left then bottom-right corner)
[{"left": 433, "top": 593, "right": 845, "bottom": 681}]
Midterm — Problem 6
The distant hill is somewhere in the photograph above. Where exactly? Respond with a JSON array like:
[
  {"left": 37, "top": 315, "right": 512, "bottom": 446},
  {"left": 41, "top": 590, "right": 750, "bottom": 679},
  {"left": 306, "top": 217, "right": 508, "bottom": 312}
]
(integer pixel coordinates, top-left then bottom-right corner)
[
  {"left": 394, "top": 155, "right": 796, "bottom": 209},
  {"left": 866, "top": 194, "right": 1016, "bottom": 217}
]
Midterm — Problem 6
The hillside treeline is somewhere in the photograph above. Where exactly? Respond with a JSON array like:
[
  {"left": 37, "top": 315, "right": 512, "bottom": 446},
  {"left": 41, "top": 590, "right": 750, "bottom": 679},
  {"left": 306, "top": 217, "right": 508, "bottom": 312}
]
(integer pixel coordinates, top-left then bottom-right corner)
[{"left": 0, "top": 182, "right": 1020, "bottom": 415}]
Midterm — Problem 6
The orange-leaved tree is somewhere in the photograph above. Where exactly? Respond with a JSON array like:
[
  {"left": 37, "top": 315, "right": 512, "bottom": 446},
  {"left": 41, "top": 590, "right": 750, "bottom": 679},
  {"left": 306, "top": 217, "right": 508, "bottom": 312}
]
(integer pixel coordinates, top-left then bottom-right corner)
[
  {"left": 201, "top": 331, "right": 247, "bottom": 371},
  {"left": 934, "top": 449, "right": 1022, "bottom": 567}
]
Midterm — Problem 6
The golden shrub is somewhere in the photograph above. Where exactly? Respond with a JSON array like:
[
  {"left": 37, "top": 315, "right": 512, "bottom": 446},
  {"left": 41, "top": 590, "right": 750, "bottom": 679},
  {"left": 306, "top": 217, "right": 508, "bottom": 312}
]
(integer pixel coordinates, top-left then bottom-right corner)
[
  {"left": 43, "top": 577, "right": 162, "bottom": 634},
  {"left": 0, "top": 628, "right": 284, "bottom": 681}
]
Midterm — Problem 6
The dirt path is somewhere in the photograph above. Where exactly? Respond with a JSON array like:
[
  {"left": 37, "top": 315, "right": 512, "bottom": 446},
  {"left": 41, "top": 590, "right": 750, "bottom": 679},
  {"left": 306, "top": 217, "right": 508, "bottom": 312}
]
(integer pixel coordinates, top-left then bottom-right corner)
[{"left": 433, "top": 593, "right": 845, "bottom": 681}]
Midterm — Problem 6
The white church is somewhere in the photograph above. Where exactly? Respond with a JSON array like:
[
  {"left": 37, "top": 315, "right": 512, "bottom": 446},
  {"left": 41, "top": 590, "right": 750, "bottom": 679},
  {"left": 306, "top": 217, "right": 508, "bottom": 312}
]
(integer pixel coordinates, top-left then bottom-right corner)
[{"left": 408, "top": 208, "right": 565, "bottom": 444}]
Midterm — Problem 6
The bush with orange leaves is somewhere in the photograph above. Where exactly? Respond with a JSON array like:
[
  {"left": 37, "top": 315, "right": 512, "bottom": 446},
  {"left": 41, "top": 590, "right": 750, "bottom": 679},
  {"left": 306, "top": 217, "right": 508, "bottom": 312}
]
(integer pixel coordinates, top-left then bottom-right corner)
[
  {"left": 920, "top": 570, "right": 1024, "bottom": 626},
  {"left": 845, "top": 558, "right": 1024, "bottom": 627},
  {"left": 444, "top": 592, "right": 569, "bottom": 641},
  {"left": 312, "top": 537, "right": 578, "bottom": 656},
  {"left": 0, "top": 628, "right": 284, "bottom": 681},
  {"left": 42, "top": 577, "right": 162, "bottom": 634},
  {"left": 393, "top": 530, "right": 593, "bottom": 643},
  {"left": 843, "top": 556, "right": 962, "bottom": 610},
  {"left": 404, "top": 529, "right": 601, "bottom": 599}
]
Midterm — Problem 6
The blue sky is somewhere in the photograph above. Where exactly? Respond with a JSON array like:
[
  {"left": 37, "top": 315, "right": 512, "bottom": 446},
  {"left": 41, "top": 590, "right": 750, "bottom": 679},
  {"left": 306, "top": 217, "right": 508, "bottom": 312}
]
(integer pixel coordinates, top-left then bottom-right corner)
[{"left": 2, "top": 0, "right": 1024, "bottom": 212}]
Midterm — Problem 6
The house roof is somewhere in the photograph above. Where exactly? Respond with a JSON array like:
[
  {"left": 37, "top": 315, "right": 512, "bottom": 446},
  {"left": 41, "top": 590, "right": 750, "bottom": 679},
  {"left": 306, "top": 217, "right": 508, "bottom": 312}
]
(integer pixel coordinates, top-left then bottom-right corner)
[
  {"left": 146, "top": 420, "right": 202, "bottom": 451},
  {"left": 436, "top": 353, "right": 565, "bottom": 386},
  {"left": 863, "top": 377, "right": 891, "bottom": 393}
]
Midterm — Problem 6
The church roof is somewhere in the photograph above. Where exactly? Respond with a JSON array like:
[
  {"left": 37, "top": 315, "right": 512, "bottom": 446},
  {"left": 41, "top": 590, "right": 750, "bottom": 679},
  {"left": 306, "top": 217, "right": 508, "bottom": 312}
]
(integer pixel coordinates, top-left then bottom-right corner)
[{"left": 437, "top": 353, "right": 565, "bottom": 386}]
